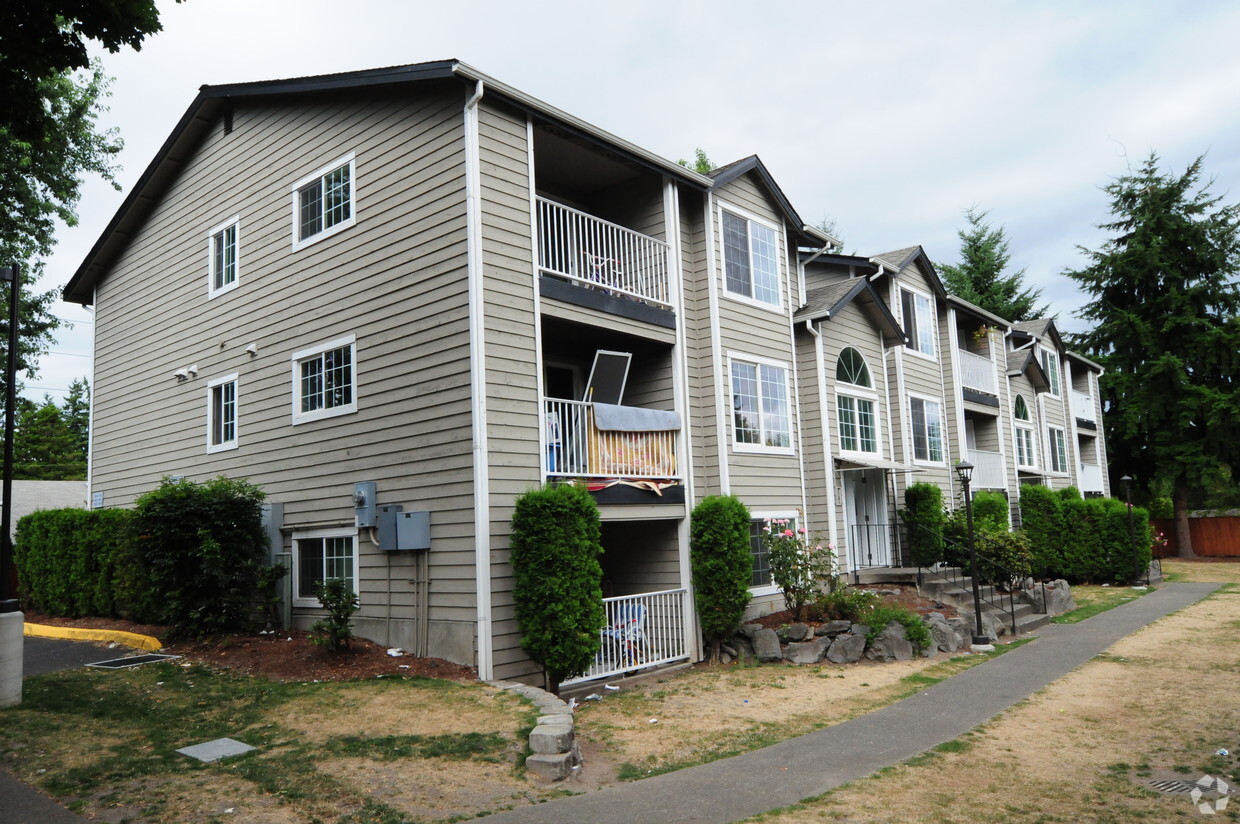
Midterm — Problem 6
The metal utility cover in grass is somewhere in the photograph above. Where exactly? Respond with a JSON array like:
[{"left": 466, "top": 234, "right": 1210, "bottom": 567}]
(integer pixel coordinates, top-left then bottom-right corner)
[
  {"left": 86, "top": 654, "right": 180, "bottom": 669},
  {"left": 176, "top": 738, "right": 257, "bottom": 763}
]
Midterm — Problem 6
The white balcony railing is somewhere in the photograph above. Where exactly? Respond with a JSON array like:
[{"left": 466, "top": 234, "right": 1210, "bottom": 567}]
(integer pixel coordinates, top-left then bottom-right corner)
[
  {"left": 957, "top": 349, "right": 998, "bottom": 395},
  {"left": 967, "top": 448, "right": 1006, "bottom": 489},
  {"left": 545, "top": 399, "right": 679, "bottom": 480},
  {"left": 536, "top": 197, "right": 671, "bottom": 309},
  {"left": 1072, "top": 389, "right": 1096, "bottom": 422},
  {"left": 563, "top": 588, "right": 689, "bottom": 685},
  {"left": 1080, "top": 462, "right": 1105, "bottom": 492}
]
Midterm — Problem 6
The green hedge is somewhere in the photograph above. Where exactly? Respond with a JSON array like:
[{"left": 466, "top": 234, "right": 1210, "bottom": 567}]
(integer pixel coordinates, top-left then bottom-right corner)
[
  {"left": 1018, "top": 487, "right": 1152, "bottom": 583},
  {"left": 15, "top": 508, "right": 135, "bottom": 617},
  {"left": 690, "top": 494, "right": 753, "bottom": 662},
  {"left": 901, "top": 483, "right": 945, "bottom": 566},
  {"left": 1017, "top": 485, "right": 1063, "bottom": 575}
]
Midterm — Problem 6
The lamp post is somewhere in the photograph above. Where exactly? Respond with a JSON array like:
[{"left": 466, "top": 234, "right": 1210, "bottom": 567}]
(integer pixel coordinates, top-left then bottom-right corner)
[
  {"left": 1121, "top": 475, "right": 1140, "bottom": 584},
  {"left": 955, "top": 460, "right": 990, "bottom": 649},
  {"left": 0, "top": 263, "right": 21, "bottom": 707}
]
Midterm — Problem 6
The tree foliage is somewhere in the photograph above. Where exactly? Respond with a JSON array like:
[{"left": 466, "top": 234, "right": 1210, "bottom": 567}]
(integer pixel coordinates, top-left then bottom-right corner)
[
  {"left": 509, "top": 483, "right": 605, "bottom": 693},
  {"left": 689, "top": 495, "right": 752, "bottom": 663},
  {"left": 677, "top": 147, "right": 714, "bottom": 175},
  {"left": 1065, "top": 154, "right": 1240, "bottom": 556},
  {"left": 11, "top": 379, "right": 89, "bottom": 479},
  {"left": 900, "top": 483, "right": 944, "bottom": 566},
  {"left": 938, "top": 207, "right": 1048, "bottom": 322}
]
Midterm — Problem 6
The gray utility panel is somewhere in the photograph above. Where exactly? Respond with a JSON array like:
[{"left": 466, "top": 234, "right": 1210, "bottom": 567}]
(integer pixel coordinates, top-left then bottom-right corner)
[{"left": 376, "top": 504, "right": 431, "bottom": 551}]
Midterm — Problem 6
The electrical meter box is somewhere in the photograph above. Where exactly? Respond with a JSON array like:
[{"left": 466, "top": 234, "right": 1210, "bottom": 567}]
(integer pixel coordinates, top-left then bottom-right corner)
[{"left": 376, "top": 505, "right": 430, "bottom": 551}]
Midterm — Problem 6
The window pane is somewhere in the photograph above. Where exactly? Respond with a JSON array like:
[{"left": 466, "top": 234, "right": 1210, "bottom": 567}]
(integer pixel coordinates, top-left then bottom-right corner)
[
  {"left": 837, "top": 347, "right": 870, "bottom": 387},
  {"left": 759, "top": 364, "right": 790, "bottom": 448},
  {"left": 749, "top": 520, "right": 770, "bottom": 588},
  {"left": 322, "top": 346, "right": 353, "bottom": 409},
  {"left": 731, "top": 362, "right": 759, "bottom": 444},
  {"left": 213, "top": 224, "right": 237, "bottom": 289},
  {"left": 838, "top": 395, "right": 857, "bottom": 451},
  {"left": 301, "top": 357, "right": 324, "bottom": 412},
  {"left": 299, "top": 181, "right": 323, "bottom": 239},
  {"left": 857, "top": 398, "right": 877, "bottom": 452},
  {"left": 324, "top": 536, "right": 354, "bottom": 589},
  {"left": 722, "top": 212, "right": 751, "bottom": 297},
  {"left": 749, "top": 222, "right": 779, "bottom": 305},
  {"left": 911, "top": 398, "right": 927, "bottom": 461},
  {"left": 925, "top": 400, "right": 943, "bottom": 461},
  {"left": 1014, "top": 395, "right": 1029, "bottom": 420},
  {"left": 901, "top": 291, "right": 917, "bottom": 351},
  {"left": 915, "top": 294, "right": 934, "bottom": 355},
  {"left": 298, "top": 538, "right": 324, "bottom": 599},
  {"left": 323, "top": 164, "right": 352, "bottom": 229}
]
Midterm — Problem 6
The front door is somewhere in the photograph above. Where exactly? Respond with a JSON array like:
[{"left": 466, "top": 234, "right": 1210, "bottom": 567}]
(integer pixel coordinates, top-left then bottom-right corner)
[{"left": 842, "top": 469, "right": 890, "bottom": 568}]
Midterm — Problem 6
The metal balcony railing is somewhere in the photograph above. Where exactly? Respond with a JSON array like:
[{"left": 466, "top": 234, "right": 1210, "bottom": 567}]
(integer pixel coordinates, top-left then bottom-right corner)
[
  {"left": 544, "top": 399, "right": 679, "bottom": 480},
  {"left": 536, "top": 197, "right": 671, "bottom": 309},
  {"left": 966, "top": 449, "right": 1006, "bottom": 489},
  {"left": 562, "top": 588, "right": 689, "bottom": 685}
]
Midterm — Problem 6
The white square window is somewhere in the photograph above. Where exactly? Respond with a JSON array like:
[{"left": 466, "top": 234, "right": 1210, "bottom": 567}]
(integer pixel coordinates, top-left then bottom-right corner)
[
  {"left": 1049, "top": 426, "right": 1068, "bottom": 473},
  {"left": 293, "top": 529, "right": 358, "bottom": 606},
  {"left": 292, "top": 153, "right": 355, "bottom": 250},
  {"left": 909, "top": 396, "right": 944, "bottom": 463},
  {"left": 207, "top": 217, "right": 240, "bottom": 298},
  {"left": 291, "top": 335, "right": 357, "bottom": 424},
  {"left": 721, "top": 209, "right": 781, "bottom": 306},
  {"left": 206, "top": 374, "right": 238, "bottom": 453},
  {"left": 901, "top": 289, "right": 935, "bottom": 357},
  {"left": 730, "top": 355, "right": 792, "bottom": 453}
]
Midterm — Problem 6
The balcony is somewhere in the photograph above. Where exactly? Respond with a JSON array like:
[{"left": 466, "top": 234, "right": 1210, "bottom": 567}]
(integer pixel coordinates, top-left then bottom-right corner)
[
  {"left": 1080, "top": 462, "right": 1105, "bottom": 493},
  {"left": 536, "top": 197, "right": 671, "bottom": 312},
  {"left": 957, "top": 349, "right": 999, "bottom": 403},
  {"left": 966, "top": 448, "right": 1006, "bottom": 489},
  {"left": 545, "top": 399, "right": 680, "bottom": 481},
  {"left": 1072, "top": 389, "right": 1097, "bottom": 427}
]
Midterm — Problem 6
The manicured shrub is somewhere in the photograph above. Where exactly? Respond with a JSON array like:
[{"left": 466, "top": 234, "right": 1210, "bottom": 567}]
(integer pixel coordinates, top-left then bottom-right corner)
[
  {"left": 1018, "top": 485, "right": 1063, "bottom": 575},
  {"left": 1057, "top": 491, "right": 1097, "bottom": 581},
  {"left": 130, "top": 476, "right": 270, "bottom": 635},
  {"left": 971, "top": 491, "right": 1009, "bottom": 533},
  {"left": 1090, "top": 498, "right": 1152, "bottom": 583},
  {"left": 689, "top": 495, "right": 752, "bottom": 663},
  {"left": 309, "top": 577, "right": 359, "bottom": 652},
  {"left": 510, "top": 483, "right": 606, "bottom": 693},
  {"left": 901, "top": 483, "right": 945, "bottom": 566},
  {"left": 14, "top": 508, "right": 135, "bottom": 617},
  {"left": 973, "top": 529, "right": 1034, "bottom": 589}
]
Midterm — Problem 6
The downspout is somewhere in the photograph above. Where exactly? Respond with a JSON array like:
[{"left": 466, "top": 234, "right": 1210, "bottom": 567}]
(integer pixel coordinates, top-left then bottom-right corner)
[
  {"left": 805, "top": 319, "right": 840, "bottom": 557},
  {"left": 464, "top": 79, "right": 493, "bottom": 681}
]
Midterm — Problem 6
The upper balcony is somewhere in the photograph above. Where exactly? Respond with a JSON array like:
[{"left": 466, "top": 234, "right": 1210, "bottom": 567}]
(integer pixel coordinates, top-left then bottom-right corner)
[
  {"left": 957, "top": 348, "right": 1000, "bottom": 408},
  {"left": 1072, "top": 388, "right": 1097, "bottom": 429},
  {"left": 536, "top": 197, "right": 673, "bottom": 328}
]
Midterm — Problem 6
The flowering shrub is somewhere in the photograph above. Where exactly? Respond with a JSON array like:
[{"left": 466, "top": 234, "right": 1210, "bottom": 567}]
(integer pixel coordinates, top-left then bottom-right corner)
[{"left": 761, "top": 518, "right": 837, "bottom": 618}]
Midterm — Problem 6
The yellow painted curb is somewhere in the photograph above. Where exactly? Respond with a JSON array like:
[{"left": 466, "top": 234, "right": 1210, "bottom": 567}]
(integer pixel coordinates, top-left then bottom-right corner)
[{"left": 23, "top": 623, "right": 163, "bottom": 652}]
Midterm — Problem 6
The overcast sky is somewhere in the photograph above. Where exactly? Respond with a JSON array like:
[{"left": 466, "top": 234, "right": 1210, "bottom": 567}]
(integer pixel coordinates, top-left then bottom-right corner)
[{"left": 33, "top": 0, "right": 1240, "bottom": 403}]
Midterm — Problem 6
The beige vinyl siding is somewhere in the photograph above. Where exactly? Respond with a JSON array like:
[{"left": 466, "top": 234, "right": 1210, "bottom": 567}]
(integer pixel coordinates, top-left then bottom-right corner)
[
  {"left": 795, "top": 329, "right": 828, "bottom": 536},
  {"left": 90, "top": 85, "right": 479, "bottom": 660},
  {"left": 680, "top": 189, "right": 722, "bottom": 497},
  {"left": 711, "top": 174, "right": 802, "bottom": 512}
]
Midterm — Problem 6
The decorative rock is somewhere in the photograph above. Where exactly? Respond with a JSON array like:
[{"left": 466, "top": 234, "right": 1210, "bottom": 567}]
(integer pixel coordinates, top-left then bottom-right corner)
[
  {"left": 1046, "top": 579, "right": 1076, "bottom": 616},
  {"left": 949, "top": 612, "right": 999, "bottom": 643},
  {"left": 536, "top": 713, "right": 573, "bottom": 728},
  {"left": 752, "top": 628, "right": 784, "bottom": 662},
  {"left": 728, "top": 634, "right": 754, "bottom": 658},
  {"left": 850, "top": 623, "right": 871, "bottom": 637},
  {"left": 865, "top": 621, "right": 914, "bottom": 662},
  {"left": 529, "top": 724, "right": 574, "bottom": 755},
  {"left": 736, "top": 623, "right": 764, "bottom": 640},
  {"left": 526, "top": 752, "right": 576, "bottom": 782},
  {"left": 924, "top": 613, "right": 961, "bottom": 653},
  {"left": 777, "top": 623, "right": 811, "bottom": 642},
  {"left": 783, "top": 637, "right": 831, "bottom": 664},
  {"left": 815, "top": 619, "right": 853, "bottom": 637},
  {"left": 826, "top": 632, "right": 866, "bottom": 664}
]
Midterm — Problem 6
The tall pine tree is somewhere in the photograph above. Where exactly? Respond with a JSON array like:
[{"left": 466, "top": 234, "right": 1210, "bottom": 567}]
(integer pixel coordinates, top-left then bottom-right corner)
[
  {"left": 939, "top": 208, "right": 1048, "bottom": 322},
  {"left": 1066, "top": 154, "right": 1240, "bottom": 557}
]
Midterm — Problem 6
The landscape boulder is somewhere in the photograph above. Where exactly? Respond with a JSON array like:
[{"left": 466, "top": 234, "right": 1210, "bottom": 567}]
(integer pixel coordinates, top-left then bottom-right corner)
[
  {"left": 864, "top": 621, "right": 914, "bottom": 662},
  {"left": 924, "top": 612, "right": 961, "bottom": 653},
  {"left": 825, "top": 632, "right": 866, "bottom": 664},
  {"left": 752, "top": 628, "right": 784, "bottom": 662},
  {"left": 783, "top": 637, "right": 831, "bottom": 664}
]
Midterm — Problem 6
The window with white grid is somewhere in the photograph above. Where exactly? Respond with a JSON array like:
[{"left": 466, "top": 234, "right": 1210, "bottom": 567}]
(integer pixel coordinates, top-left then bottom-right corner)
[
  {"left": 206, "top": 374, "right": 238, "bottom": 452},
  {"left": 207, "top": 217, "right": 239, "bottom": 297},
  {"left": 293, "top": 530, "right": 357, "bottom": 606},
  {"left": 721, "top": 207, "right": 781, "bottom": 307},
  {"left": 730, "top": 355, "right": 792, "bottom": 453},
  {"left": 292, "top": 154, "right": 355, "bottom": 249},
  {"left": 291, "top": 335, "right": 357, "bottom": 424}
]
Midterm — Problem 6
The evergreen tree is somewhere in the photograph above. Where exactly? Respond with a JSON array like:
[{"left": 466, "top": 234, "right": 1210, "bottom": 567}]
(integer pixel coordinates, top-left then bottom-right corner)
[
  {"left": 13, "top": 395, "right": 84, "bottom": 479},
  {"left": 1065, "top": 154, "right": 1240, "bottom": 557},
  {"left": 62, "top": 377, "right": 90, "bottom": 463},
  {"left": 938, "top": 208, "right": 1048, "bottom": 322}
]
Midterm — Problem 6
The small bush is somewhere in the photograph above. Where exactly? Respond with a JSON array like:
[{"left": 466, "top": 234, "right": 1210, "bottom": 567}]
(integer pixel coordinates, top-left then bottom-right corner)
[
  {"left": 690, "top": 495, "right": 753, "bottom": 663},
  {"left": 901, "top": 483, "right": 945, "bottom": 566},
  {"left": 861, "top": 603, "right": 933, "bottom": 655},
  {"left": 812, "top": 585, "right": 881, "bottom": 623},
  {"left": 974, "top": 529, "right": 1034, "bottom": 589},
  {"left": 761, "top": 519, "right": 835, "bottom": 619},
  {"left": 309, "top": 577, "right": 359, "bottom": 652}
]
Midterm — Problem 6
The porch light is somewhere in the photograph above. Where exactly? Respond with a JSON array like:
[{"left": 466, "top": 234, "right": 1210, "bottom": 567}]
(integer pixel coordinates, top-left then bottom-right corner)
[{"left": 955, "top": 459, "right": 989, "bottom": 649}]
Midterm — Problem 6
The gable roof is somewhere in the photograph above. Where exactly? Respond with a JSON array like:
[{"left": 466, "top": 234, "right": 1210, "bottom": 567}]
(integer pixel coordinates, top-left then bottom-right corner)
[
  {"left": 1007, "top": 348, "right": 1050, "bottom": 392},
  {"left": 64, "top": 59, "right": 716, "bottom": 304},
  {"left": 795, "top": 278, "right": 906, "bottom": 345},
  {"left": 869, "top": 246, "right": 947, "bottom": 300},
  {"left": 1011, "top": 318, "right": 1064, "bottom": 351},
  {"left": 946, "top": 295, "right": 1011, "bottom": 331},
  {"left": 1065, "top": 350, "right": 1104, "bottom": 373},
  {"left": 709, "top": 155, "right": 835, "bottom": 248}
]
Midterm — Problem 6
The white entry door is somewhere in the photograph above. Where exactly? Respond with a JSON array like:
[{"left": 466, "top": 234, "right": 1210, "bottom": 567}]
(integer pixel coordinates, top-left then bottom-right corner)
[{"left": 842, "top": 469, "right": 890, "bottom": 568}]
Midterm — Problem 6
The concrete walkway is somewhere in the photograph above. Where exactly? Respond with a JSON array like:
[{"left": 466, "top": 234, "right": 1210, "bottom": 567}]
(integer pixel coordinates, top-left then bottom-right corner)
[{"left": 477, "top": 582, "right": 1221, "bottom": 824}]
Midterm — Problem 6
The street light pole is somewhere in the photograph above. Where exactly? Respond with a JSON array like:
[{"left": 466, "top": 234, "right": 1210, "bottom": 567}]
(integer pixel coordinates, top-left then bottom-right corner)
[
  {"left": 1121, "top": 475, "right": 1139, "bottom": 584},
  {"left": 0, "top": 263, "right": 22, "bottom": 707},
  {"left": 955, "top": 460, "right": 990, "bottom": 649}
]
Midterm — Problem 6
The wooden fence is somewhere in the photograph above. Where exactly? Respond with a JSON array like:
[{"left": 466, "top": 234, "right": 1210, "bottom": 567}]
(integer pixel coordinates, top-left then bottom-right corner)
[{"left": 1150, "top": 517, "right": 1240, "bottom": 557}]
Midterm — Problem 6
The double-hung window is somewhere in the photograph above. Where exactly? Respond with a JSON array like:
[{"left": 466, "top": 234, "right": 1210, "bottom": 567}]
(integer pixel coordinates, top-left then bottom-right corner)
[
  {"left": 749, "top": 513, "right": 797, "bottom": 591},
  {"left": 721, "top": 209, "right": 781, "bottom": 306},
  {"left": 1040, "top": 348, "right": 1061, "bottom": 396},
  {"left": 207, "top": 217, "right": 239, "bottom": 297},
  {"left": 294, "top": 529, "right": 357, "bottom": 606},
  {"left": 836, "top": 347, "right": 878, "bottom": 453},
  {"left": 206, "top": 374, "right": 238, "bottom": 452},
  {"left": 1014, "top": 395, "right": 1037, "bottom": 468},
  {"left": 730, "top": 355, "right": 792, "bottom": 452},
  {"left": 1048, "top": 426, "right": 1068, "bottom": 473},
  {"left": 292, "top": 153, "right": 355, "bottom": 249},
  {"left": 909, "top": 396, "right": 944, "bottom": 463},
  {"left": 291, "top": 335, "right": 357, "bottom": 424},
  {"left": 901, "top": 289, "right": 935, "bottom": 357}
]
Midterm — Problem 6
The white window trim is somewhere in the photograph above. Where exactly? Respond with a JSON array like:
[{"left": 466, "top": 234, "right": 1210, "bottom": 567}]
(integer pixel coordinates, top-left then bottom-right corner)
[
  {"left": 1041, "top": 347, "right": 1062, "bottom": 398},
  {"left": 1048, "top": 425, "right": 1068, "bottom": 474},
  {"left": 291, "top": 527, "right": 359, "bottom": 608},
  {"left": 748, "top": 509, "right": 798, "bottom": 597},
  {"left": 727, "top": 351, "right": 795, "bottom": 456},
  {"left": 290, "top": 334, "right": 358, "bottom": 424},
  {"left": 900, "top": 286, "right": 937, "bottom": 360},
  {"left": 1015, "top": 424, "right": 1038, "bottom": 469},
  {"left": 291, "top": 152, "right": 357, "bottom": 251},
  {"left": 908, "top": 393, "right": 945, "bottom": 466},
  {"left": 717, "top": 201, "right": 785, "bottom": 313},
  {"left": 206, "top": 373, "right": 239, "bottom": 453},
  {"left": 836, "top": 390, "right": 881, "bottom": 456},
  {"left": 206, "top": 216, "right": 241, "bottom": 299}
]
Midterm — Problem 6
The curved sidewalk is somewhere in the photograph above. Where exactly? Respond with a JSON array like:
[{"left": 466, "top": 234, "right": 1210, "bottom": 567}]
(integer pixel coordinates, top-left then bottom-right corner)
[{"left": 479, "top": 582, "right": 1221, "bottom": 824}]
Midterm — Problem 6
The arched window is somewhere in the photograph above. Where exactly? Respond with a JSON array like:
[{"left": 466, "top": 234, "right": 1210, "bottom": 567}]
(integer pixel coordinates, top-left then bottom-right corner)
[
  {"left": 1014, "top": 395, "right": 1029, "bottom": 420},
  {"left": 836, "top": 347, "right": 871, "bottom": 388}
]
